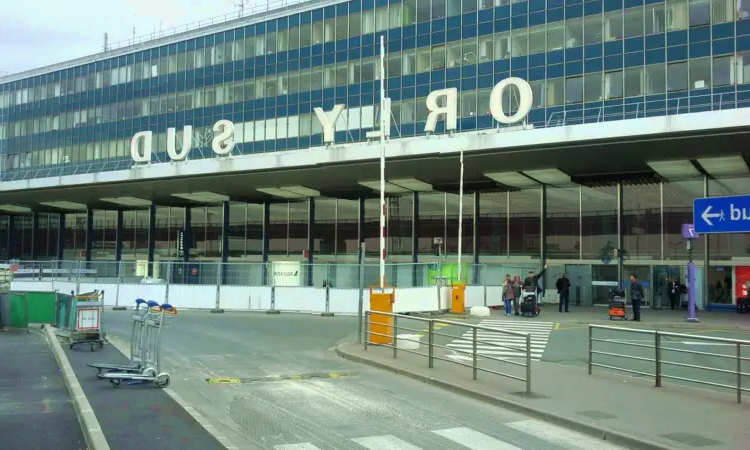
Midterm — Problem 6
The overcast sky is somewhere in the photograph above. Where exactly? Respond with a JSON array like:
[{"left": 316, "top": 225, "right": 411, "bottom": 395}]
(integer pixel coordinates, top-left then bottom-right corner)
[{"left": 0, "top": 0, "right": 265, "bottom": 75}]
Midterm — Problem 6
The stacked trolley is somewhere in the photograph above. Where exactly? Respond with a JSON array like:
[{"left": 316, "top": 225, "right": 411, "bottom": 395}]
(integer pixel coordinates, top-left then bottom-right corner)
[
  {"left": 68, "top": 290, "right": 106, "bottom": 352},
  {"left": 91, "top": 299, "right": 177, "bottom": 388}
]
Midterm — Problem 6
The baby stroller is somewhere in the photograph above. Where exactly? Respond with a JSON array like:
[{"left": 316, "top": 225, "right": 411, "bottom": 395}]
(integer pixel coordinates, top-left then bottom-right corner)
[
  {"left": 520, "top": 286, "right": 540, "bottom": 317},
  {"left": 608, "top": 288, "right": 627, "bottom": 320}
]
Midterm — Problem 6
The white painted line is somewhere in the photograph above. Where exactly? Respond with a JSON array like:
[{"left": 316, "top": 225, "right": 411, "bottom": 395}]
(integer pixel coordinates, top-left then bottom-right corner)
[
  {"left": 352, "top": 435, "right": 423, "bottom": 450},
  {"left": 506, "top": 420, "right": 626, "bottom": 450},
  {"left": 448, "top": 348, "right": 543, "bottom": 358},
  {"left": 447, "top": 342, "right": 547, "bottom": 350},
  {"left": 274, "top": 444, "right": 322, "bottom": 450},
  {"left": 433, "top": 427, "right": 522, "bottom": 450}
]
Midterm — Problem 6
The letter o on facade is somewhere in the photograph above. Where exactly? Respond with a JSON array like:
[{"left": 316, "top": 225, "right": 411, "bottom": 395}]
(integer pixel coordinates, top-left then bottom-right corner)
[{"left": 489, "top": 77, "right": 533, "bottom": 125}]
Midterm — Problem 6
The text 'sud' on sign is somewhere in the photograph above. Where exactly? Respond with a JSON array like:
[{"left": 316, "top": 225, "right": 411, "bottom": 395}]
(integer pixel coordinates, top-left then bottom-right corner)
[{"left": 693, "top": 195, "right": 750, "bottom": 234}]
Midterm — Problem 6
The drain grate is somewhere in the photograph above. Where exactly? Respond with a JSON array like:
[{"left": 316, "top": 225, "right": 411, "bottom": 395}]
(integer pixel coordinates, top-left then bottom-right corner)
[
  {"left": 659, "top": 433, "right": 722, "bottom": 447},
  {"left": 206, "top": 371, "right": 357, "bottom": 384},
  {"left": 576, "top": 410, "right": 618, "bottom": 420}
]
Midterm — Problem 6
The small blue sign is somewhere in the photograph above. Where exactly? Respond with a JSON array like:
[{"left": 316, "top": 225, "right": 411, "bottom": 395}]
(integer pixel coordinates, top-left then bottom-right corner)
[{"left": 693, "top": 195, "right": 750, "bottom": 234}]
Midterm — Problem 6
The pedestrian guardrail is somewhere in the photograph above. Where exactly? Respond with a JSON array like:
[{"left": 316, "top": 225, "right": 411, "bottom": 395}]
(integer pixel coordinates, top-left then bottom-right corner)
[
  {"left": 588, "top": 324, "right": 749, "bottom": 403},
  {"left": 364, "top": 311, "right": 531, "bottom": 394}
]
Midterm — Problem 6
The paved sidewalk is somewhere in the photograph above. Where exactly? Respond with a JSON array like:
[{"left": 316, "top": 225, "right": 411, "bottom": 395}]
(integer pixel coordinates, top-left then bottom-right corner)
[
  {"left": 338, "top": 341, "right": 750, "bottom": 450},
  {"left": 417, "top": 305, "right": 750, "bottom": 330},
  {"left": 0, "top": 329, "right": 86, "bottom": 450}
]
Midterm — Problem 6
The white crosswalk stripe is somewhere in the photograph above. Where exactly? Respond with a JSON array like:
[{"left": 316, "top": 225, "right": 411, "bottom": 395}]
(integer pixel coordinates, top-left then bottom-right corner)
[
  {"left": 278, "top": 421, "right": 625, "bottom": 449},
  {"left": 433, "top": 427, "right": 523, "bottom": 450},
  {"left": 506, "top": 420, "right": 626, "bottom": 449},
  {"left": 445, "top": 319, "right": 554, "bottom": 361}
]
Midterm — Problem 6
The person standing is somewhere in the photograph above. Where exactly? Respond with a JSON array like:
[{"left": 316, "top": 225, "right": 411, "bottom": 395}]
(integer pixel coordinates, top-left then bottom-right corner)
[
  {"left": 523, "top": 264, "right": 548, "bottom": 293},
  {"left": 630, "top": 274, "right": 644, "bottom": 322},
  {"left": 503, "top": 274, "right": 515, "bottom": 316},
  {"left": 512, "top": 275, "right": 522, "bottom": 316},
  {"left": 667, "top": 277, "right": 680, "bottom": 310},
  {"left": 556, "top": 273, "right": 571, "bottom": 313}
]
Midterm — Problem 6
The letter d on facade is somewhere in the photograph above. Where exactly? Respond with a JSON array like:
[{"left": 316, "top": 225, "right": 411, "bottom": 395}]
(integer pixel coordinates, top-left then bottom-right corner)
[{"left": 131, "top": 131, "right": 153, "bottom": 163}]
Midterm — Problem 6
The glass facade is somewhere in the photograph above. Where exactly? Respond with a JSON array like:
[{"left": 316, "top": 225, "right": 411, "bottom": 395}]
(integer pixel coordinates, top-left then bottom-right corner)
[{"left": 1, "top": 0, "right": 750, "bottom": 180}]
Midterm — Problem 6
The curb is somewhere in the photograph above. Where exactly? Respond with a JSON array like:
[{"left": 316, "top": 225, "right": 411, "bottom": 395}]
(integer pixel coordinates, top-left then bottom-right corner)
[
  {"left": 336, "top": 343, "right": 674, "bottom": 450},
  {"left": 43, "top": 325, "right": 111, "bottom": 450}
]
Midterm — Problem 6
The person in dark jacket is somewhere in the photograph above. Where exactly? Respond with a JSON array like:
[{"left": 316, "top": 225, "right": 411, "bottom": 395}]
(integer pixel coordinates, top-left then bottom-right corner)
[
  {"left": 523, "top": 264, "right": 548, "bottom": 294},
  {"left": 556, "top": 273, "right": 571, "bottom": 313},
  {"left": 630, "top": 274, "right": 644, "bottom": 322},
  {"left": 667, "top": 277, "right": 680, "bottom": 310}
]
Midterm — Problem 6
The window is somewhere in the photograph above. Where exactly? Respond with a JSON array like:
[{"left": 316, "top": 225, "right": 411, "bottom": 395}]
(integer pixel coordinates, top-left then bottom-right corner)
[
  {"left": 495, "top": 32, "right": 510, "bottom": 59},
  {"left": 739, "top": 52, "right": 750, "bottom": 84},
  {"left": 460, "top": 91, "right": 477, "bottom": 116},
  {"left": 547, "top": 23, "right": 565, "bottom": 51},
  {"left": 566, "top": 19, "right": 583, "bottom": 48},
  {"left": 432, "top": 46, "right": 446, "bottom": 70},
  {"left": 336, "top": 15, "right": 348, "bottom": 40},
  {"left": 666, "top": 0, "right": 688, "bottom": 31},
  {"left": 689, "top": 0, "right": 710, "bottom": 27},
  {"left": 605, "top": 71, "right": 623, "bottom": 99},
  {"left": 624, "top": 7, "right": 644, "bottom": 37},
  {"left": 511, "top": 30, "right": 528, "bottom": 57},
  {"left": 604, "top": 11, "right": 623, "bottom": 41},
  {"left": 447, "top": 42, "right": 462, "bottom": 67},
  {"left": 566, "top": 76, "right": 583, "bottom": 103},
  {"left": 585, "top": 73, "right": 603, "bottom": 102},
  {"left": 528, "top": 26, "right": 545, "bottom": 54},
  {"left": 585, "top": 15, "right": 603, "bottom": 44},
  {"left": 689, "top": 58, "right": 711, "bottom": 89},
  {"left": 667, "top": 62, "right": 688, "bottom": 91},
  {"left": 624, "top": 67, "right": 644, "bottom": 97}
]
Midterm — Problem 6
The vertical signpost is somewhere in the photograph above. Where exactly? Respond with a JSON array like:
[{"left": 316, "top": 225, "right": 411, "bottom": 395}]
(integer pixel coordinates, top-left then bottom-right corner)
[
  {"left": 681, "top": 224, "right": 699, "bottom": 322},
  {"left": 693, "top": 194, "right": 750, "bottom": 315}
]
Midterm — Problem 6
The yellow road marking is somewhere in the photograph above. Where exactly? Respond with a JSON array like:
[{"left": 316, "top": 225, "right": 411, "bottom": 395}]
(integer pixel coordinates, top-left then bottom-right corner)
[
  {"left": 206, "top": 378, "right": 241, "bottom": 385},
  {"left": 554, "top": 323, "right": 560, "bottom": 330}
]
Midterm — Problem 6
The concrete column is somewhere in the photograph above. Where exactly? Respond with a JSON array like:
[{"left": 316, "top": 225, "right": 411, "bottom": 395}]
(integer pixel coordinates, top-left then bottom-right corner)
[
  {"left": 473, "top": 191, "right": 480, "bottom": 285},
  {"left": 703, "top": 176, "right": 710, "bottom": 309},
  {"left": 84, "top": 208, "right": 94, "bottom": 263},
  {"left": 182, "top": 207, "right": 191, "bottom": 263},
  {"left": 147, "top": 205, "right": 156, "bottom": 277},
  {"left": 114, "top": 210, "right": 123, "bottom": 263},
  {"left": 261, "top": 202, "right": 270, "bottom": 285},
  {"left": 358, "top": 197, "right": 366, "bottom": 246},
  {"left": 56, "top": 213, "right": 65, "bottom": 262},
  {"left": 616, "top": 182, "right": 624, "bottom": 290},
  {"left": 30, "top": 211, "right": 39, "bottom": 260},
  {"left": 540, "top": 185, "right": 547, "bottom": 278},
  {"left": 221, "top": 201, "right": 230, "bottom": 284},
  {"left": 7, "top": 214, "right": 15, "bottom": 260},
  {"left": 307, "top": 197, "right": 315, "bottom": 287},
  {"left": 412, "top": 192, "right": 419, "bottom": 286}
]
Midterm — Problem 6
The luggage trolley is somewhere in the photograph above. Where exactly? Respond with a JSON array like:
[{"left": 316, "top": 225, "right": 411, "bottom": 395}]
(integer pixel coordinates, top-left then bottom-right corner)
[
  {"left": 520, "top": 286, "right": 541, "bottom": 317},
  {"left": 608, "top": 289, "right": 628, "bottom": 320},
  {"left": 87, "top": 299, "right": 156, "bottom": 375},
  {"left": 97, "top": 302, "right": 177, "bottom": 388},
  {"left": 69, "top": 290, "right": 106, "bottom": 352}
]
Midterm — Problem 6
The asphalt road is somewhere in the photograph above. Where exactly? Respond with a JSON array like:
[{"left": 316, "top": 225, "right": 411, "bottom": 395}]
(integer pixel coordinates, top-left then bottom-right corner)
[{"left": 102, "top": 310, "right": 626, "bottom": 450}]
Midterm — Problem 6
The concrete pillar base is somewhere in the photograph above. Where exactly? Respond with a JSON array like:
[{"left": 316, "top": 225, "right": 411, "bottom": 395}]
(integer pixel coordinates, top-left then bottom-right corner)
[
  {"left": 112, "top": 307, "right": 127, "bottom": 311},
  {"left": 266, "top": 310, "right": 281, "bottom": 315},
  {"left": 210, "top": 309, "right": 225, "bottom": 314},
  {"left": 320, "top": 312, "right": 335, "bottom": 317}
]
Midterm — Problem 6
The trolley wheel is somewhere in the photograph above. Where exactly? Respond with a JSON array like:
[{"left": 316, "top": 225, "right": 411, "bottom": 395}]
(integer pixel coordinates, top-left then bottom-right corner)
[
  {"left": 90, "top": 344, "right": 96, "bottom": 352},
  {"left": 155, "top": 375, "right": 170, "bottom": 389},
  {"left": 110, "top": 379, "right": 121, "bottom": 388}
]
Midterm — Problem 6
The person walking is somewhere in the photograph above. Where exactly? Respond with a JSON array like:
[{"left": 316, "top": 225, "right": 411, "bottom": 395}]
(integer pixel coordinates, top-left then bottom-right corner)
[
  {"left": 556, "top": 273, "right": 571, "bottom": 313},
  {"left": 630, "top": 274, "right": 644, "bottom": 322},
  {"left": 512, "top": 275, "right": 522, "bottom": 316},
  {"left": 503, "top": 274, "right": 515, "bottom": 316},
  {"left": 668, "top": 277, "right": 680, "bottom": 310}
]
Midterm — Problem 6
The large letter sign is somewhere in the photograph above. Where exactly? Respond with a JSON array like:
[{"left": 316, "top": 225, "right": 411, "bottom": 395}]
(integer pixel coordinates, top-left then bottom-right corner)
[
  {"left": 131, "top": 131, "right": 152, "bottom": 163},
  {"left": 130, "top": 77, "right": 535, "bottom": 164},
  {"left": 167, "top": 126, "right": 193, "bottom": 161},
  {"left": 314, "top": 104, "right": 346, "bottom": 144},
  {"left": 489, "top": 77, "right": 533, "bottom": 124},
  {"left": 424, "top": 88, "right": 458, "bottom": 133},
  {"left": 212, "top": 120, "right": 235, "bottom": 155}
]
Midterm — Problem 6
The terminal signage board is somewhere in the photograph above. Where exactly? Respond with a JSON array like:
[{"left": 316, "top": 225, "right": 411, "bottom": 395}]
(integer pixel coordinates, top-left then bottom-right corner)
[
  {"left": 130, "top": 78, "right": 534, "bottom": 163},
  {"left": 693, "top": 195, "right": 750, "bottom": 234}
]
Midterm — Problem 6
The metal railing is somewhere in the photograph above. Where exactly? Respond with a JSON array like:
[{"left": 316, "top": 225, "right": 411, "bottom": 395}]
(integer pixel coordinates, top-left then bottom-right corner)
[
  {"left": 364, "top": 311, "right": 531, "bottom": 393},
  {"left": 588, "top": 324, "right": 750, "bottom": 403}
]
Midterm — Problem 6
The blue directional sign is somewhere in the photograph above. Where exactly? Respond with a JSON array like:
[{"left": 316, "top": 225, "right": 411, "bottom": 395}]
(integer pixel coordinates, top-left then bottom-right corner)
[{"left": 693, "top": 195, "right": 750, "bottom": 234}]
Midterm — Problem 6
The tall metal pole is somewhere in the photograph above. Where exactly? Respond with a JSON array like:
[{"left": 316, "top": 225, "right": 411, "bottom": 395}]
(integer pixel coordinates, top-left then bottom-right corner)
[
  {"left": 457, "top": 149, "right": 464, "bottom": 282},
  {"left": 379, "top": 35, "right": 386, "bottom": 288}
]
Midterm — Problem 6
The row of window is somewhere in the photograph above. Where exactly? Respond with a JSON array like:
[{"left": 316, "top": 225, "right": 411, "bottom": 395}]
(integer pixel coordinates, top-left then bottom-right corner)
[
  {"left": 1, "top": 0, "right": 747, "bottom": 109},
  {"left": 2, "top": 54, "right": 748, "bottom": 143}
]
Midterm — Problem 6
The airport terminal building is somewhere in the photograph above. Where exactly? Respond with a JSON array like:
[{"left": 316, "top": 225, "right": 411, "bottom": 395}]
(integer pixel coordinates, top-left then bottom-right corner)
[{"left": 1, "top": 0, "right": 750, "bottom": 309}]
